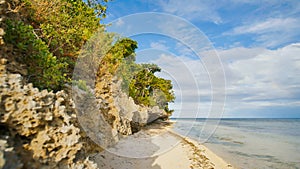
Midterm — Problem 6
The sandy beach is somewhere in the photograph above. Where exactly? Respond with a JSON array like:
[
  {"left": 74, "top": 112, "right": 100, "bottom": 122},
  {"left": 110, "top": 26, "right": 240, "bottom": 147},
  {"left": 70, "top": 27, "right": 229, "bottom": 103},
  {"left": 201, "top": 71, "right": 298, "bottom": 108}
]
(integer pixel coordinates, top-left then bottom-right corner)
[{"left": 93, "top": 122, "right": 234, "bottom": 169}]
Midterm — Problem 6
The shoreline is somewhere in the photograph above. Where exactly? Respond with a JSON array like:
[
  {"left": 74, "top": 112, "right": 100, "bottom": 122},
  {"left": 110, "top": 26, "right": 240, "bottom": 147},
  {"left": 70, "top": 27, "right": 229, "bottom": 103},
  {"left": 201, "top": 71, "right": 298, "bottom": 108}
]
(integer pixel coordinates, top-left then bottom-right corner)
[
  {"left": 95, "top": 121, "right": 234, "bottom": 169},
  {"left": 168, "top": 129, "right": 234, "bottom": 169}
]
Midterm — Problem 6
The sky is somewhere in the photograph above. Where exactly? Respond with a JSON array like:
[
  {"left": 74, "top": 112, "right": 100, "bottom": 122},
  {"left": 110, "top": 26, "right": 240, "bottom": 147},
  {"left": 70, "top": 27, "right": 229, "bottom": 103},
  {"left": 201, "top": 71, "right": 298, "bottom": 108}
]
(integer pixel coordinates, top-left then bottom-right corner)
[{"left": 101, "top": 0, "right": 300, "bottom": 118}]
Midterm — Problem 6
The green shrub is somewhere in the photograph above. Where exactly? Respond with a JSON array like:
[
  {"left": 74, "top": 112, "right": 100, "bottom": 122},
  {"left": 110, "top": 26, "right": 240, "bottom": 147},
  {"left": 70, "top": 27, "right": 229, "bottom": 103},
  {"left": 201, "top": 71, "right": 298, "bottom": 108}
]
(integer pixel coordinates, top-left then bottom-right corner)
[
  {"left": 128, "top": 66, "right": 175, "bottom": 109},
  {"left": 25, "top": 0, "right": 104, "bottom": 58},
  {"left": 4, "top": 19, "right": 68, "bottom": 91},
  {"left": 4, "top": 0, "right": 175, "bottom": 114},
  {"left": 109, "top": 39, "right": 175, "bottom": 110},
  {"left": 3, "top": 0, "right": 109, "bottom": 91}
]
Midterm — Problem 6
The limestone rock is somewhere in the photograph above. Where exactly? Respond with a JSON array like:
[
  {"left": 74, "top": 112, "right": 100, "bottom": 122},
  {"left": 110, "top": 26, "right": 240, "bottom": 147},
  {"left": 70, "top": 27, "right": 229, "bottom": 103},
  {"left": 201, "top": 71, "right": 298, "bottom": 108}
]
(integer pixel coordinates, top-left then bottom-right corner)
[
  {"left": 69, "top": 157, "right": 98, "bottom": 169},
  {"left": 0, "top": 58, "right": 100, "bottom": 168},
  {"left": 0, "top": 0, "right": 103, "bottom": 167},
  {"left": 112, "top": 80, "right": 168, "bottom": 133}
]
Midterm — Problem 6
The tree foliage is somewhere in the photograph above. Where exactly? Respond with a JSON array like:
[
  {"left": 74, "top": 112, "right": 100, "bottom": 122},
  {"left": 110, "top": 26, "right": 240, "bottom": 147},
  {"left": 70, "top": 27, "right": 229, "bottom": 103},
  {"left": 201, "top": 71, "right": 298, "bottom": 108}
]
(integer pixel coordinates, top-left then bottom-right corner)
[
  {"left": 25, "top": 0, "right": 104, "bottom": 58},
  {"left": 4, "top": 0, "right": 107, "bottom": 90},
  {"left": 4, "top": 0, "right": 175, "bottom": 114},
  {"left": 108, "top": 39, "right": 175, "bottom": 112},
  {"left": 85, "top": 0, "right": 109, "bottom": 18},
  {"left": 128, "top": 64, "right": 175, "bottom": 112},
  {"left": 4, "top": 19, "right": 68, "bottom": 90}
]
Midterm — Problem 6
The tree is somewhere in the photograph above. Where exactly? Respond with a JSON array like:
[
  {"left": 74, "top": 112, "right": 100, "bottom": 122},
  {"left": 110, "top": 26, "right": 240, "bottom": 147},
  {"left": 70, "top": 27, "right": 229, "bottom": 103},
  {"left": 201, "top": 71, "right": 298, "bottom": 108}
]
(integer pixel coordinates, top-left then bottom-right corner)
[
  {"left": 128, "top": 63, "right": 175, "bottom": 109},
  {"left": 98, "top": 38, "right": 175, "bottom": 114},
  {"left": 4, "top": 0, "right": 108, "bottom": 90}
]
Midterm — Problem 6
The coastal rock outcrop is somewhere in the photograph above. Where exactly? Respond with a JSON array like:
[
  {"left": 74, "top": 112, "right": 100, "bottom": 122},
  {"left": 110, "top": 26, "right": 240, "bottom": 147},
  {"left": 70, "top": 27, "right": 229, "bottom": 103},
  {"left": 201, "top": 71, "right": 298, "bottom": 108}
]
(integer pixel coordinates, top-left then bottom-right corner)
[
  {"left": 0, "top": 42, "right": 167, "bottom": 169},
  {"left": 113, "top": 80, "right": 168, "bottom": 133},
  {"left": 0, "top": 58, "right": 168, "bottom": 167},
  {"left": 95, "top": 68, "right": 168, "bottom": 133},
  {"left": 73, "top": 69, "right": 168, "bottom": 148},
  {"left": 0, "top": 58, "right": 101, "bottom": 168},
  {"left": 0, "top": 0, "right": 169, "bottom": 166}
]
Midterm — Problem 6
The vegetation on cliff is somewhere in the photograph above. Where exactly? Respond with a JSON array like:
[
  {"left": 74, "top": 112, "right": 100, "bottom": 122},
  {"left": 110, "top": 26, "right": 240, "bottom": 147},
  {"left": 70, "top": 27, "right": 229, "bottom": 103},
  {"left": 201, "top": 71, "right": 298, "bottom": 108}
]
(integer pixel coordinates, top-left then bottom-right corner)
[
  {"left": 3, "top": 0, "right": 174, "bottom": 112},
  {"left": 101, "top": 38, "right": 175, "bottom": 114},
  {"left": 0, "top": 0, "right": 175, "bottom": 168},
  {"left": 4, "top": 0, "right": 107, "bottom": 90}
]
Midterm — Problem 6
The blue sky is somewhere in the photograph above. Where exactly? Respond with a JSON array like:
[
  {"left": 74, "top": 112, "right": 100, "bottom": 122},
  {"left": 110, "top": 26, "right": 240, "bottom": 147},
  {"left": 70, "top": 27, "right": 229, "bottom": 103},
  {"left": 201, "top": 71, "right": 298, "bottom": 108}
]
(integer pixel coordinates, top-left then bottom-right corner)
[{"left": 101, "top": 0, "right": 300, "bottom": 118}]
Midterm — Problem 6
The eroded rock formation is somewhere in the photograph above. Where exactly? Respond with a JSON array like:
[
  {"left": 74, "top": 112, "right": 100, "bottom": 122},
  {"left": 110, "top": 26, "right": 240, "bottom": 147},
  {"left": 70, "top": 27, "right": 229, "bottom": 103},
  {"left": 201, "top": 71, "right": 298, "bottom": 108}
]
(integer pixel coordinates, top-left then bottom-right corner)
[
  {"left": 73, "top": 64, "right": 168, "bottom": 149},
  {"left": 0, "top": 57, "right": 168, "bottom": 168},
  {"left": 0, "top": 58, "right": 100, "bottom": 168},
  {"left": 0, "top": 0, "right": 169, "bottom": 167}
]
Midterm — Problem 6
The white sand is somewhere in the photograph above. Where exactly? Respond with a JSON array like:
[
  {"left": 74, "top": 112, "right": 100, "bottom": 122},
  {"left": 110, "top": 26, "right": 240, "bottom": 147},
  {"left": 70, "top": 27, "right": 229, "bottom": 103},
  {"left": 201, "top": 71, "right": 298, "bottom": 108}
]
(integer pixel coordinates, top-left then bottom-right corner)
[{"left": 93, "top": 122, "right": 234, "bottom": 169}]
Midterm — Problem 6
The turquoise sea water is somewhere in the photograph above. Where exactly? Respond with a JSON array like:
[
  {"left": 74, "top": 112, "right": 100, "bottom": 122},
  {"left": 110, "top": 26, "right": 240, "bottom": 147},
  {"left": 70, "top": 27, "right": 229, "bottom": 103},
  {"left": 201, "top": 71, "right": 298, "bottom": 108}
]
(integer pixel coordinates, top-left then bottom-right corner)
[{"left": 171, "top": 118, "right": 300, "bottom": 169}]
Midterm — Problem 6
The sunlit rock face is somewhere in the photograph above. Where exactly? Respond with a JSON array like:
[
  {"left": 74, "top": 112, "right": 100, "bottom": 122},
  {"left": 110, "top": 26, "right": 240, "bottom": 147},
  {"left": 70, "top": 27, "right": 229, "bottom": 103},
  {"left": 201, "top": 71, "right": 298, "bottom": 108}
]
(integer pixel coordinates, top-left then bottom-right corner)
[
  {"left": 0, "top": 2, "right": 167, "bottom": 164},
  {"left": 94, "top": 72, "right": 168, "bottom": 132},
  {"left": 0, "top": 57, "right": 166, "bottom": 168},
  {"left": 0, "top": 58, "right": 101, "bottom": 168},
  {"left": 112, "top": 80, "right": 168, "bottom": 134}
]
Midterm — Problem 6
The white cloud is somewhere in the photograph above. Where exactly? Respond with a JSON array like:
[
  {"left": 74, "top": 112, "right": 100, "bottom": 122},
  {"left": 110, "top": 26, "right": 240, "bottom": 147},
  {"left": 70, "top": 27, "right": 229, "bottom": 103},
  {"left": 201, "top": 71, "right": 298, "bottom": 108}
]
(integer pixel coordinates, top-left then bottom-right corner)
[
  {"left": 175, "top": 42, "right": 195, "bottom": 57},
  {"left": 226, "top": 17, "right": 300, "bottom": 47},
  {"left": 150, "top": 54, "right": 214, "bottom": 118},
  {"left": 150, "top": 41, "right": 169, "bottom": 51},
  {"left": 231, "top": 18, "right": 298, "bottom": 34},
  {"left": 115, "top": 18, "right": 124, "bottom": 27},
  {"left": 107, "top": 10, "right": 300, "bottom": 117},
  {"left": 220, "top": 43, "right": 300, "bottom": 111},
  {"left": 156, "top": 0, "right": 222, "bottom": 24},
  {"left": 151, "top": 43, "right": 300, "bottom": 117},
  {"left": 216, "top": 46, "right": 267, "bottom": 62},
  {"left": 149, "top": 51, "right": 226, "bottom": 118}
]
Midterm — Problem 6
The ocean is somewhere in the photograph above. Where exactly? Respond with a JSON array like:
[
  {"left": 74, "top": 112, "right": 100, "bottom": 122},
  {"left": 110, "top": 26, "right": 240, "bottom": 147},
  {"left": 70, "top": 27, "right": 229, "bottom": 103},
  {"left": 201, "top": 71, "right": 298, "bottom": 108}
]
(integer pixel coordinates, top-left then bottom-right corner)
[{"left": 171, "top": 118, "right": 300, "bottom": 169}]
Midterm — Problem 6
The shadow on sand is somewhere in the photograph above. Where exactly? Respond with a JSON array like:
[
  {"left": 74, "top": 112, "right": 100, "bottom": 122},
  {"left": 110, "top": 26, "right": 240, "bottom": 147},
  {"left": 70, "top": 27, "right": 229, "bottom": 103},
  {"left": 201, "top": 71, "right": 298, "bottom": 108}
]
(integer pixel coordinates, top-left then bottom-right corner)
[{"left": 93, "top": 121, "right": 178, "bottom": 169}]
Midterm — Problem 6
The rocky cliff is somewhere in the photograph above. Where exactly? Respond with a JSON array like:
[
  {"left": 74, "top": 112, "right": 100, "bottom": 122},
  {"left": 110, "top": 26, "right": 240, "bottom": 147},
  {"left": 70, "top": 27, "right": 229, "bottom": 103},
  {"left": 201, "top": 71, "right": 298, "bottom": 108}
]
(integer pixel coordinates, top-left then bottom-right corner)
[
  {"left": 0, "top": 58, "right": 103, "bottom": 169},
  {"left": 73, "top": 59, "right": 168, "bottom": 148},
  {"left": 0, "top": 57, "right": 168, "bottom": 169},
  {"left": 0, "top": 2, "right": 168, "bottom": 168}
]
